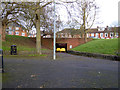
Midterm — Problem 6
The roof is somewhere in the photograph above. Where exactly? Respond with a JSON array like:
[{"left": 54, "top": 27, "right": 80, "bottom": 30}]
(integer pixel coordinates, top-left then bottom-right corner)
[
  {"left": 87, "top": 27, "right": 120, "bottom": 33},
  {"left": 57, "top": 28, "right": 82, "bottom": 35},
  {"left": 87, "top": 28, "right": 98, "bottom": 33}
]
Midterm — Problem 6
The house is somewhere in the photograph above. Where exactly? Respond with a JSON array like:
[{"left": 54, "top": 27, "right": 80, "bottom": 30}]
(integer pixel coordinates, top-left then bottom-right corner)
[
  {"left": 87, "top": 26, "right": 119, "bottom": 39},
  {"left": 28, "top": 30, "right": 36, "bottom": 37},
  {"left": 6, "top": 23, "right": 28, "bottom": 37},
  {"left": 56, "top": 28, "right": 82, "bottom": 38},
  {"left": 56, "top": 26, "right": 119, "bottom": 39},
  {"left": 28, "top": 30, "right": 53, "bottom": 38}
]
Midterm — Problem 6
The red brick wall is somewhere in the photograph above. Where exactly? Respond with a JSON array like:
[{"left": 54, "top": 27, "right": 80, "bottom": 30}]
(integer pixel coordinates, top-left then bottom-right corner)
[
  {"left": 31, "top": 38, "right": 93, "bottom": 50},
  {"left": 9, "top": 27, "right": 28, "bottom": 37}
]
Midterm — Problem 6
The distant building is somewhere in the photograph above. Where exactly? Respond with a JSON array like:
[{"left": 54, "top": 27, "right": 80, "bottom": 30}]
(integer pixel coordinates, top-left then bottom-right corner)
[
  {"left": 6, "top": 23, "right": 28, "bottom": 37},
  {"left": 87, "top": 26, "right": 119, "bottom": 39},
  {"left": 56, "top": 26, "right": 119, "bottom": 39},
  {"left": 56, "top": 28, "right": 81, "bottom": 38}
]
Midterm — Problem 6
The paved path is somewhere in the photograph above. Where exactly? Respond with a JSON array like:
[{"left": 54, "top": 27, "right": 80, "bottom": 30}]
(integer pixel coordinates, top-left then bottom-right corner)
[{"left": 2, "top": 53, "right": 119, "bottom": 88}]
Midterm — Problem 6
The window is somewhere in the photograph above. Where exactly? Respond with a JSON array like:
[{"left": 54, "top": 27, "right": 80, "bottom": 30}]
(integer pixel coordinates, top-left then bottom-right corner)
[
  {"left": 105, "top": 33, "right": 108, "bottom": 37},
  {"left": 100, "top": 33, "right": 103, "bottom": 37},
  {"left": 22, "top": 33, "right": 25, "bottom": 36},
  {"left": 69, "top": 35, "right": 72, "bottom": 38},
  {"left": 65, "top": 33, "right": 68, "bottom": 38},
  {"left": 9, "top": 31, "right": 12, "bottom": 35},
  {"left": 15, "top": 27, "right": 19, "bottom": 30},
  {"left": 15, "top": 32, "right": 19, "bottom": 35},
  {"left": 96, "top": 33, "right": 98, "bottom": 37},
  {"left": 115, "top": 33, "right": 118, "bottom": 37},
  {"left": 91, "top": 33, "right": 94, "bottom": 37},
  {"left": 110, "top": 32, "right": 114, "bottom": 37}
]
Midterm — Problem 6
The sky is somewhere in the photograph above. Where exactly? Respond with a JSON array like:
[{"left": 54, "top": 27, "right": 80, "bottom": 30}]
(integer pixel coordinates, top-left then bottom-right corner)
[
  {"left": 59, "top": 0, "right": 120, "bottom": 29},
  {"left": 93, "top": 0, "right": 120, "bottom": 27},
  {"left": 2, "top": 0, "right": 119, "bottom": 30}
]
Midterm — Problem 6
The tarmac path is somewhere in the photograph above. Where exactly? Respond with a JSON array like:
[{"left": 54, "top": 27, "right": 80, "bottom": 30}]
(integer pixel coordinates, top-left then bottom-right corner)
[{"left": 2, "top": 53, "right": 119, "bottom": 88}]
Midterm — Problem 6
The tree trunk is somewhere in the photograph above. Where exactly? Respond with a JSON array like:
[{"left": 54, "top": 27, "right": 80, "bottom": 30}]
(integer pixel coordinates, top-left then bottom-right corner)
[
  {"left": 83, "top": 7, "right": 87, "bottom": 43},
  {"left": 84, "top": 31, "right": 87, "bottom": 43},
  {"left": 2, "top": 24, "right": 6, "bottom": 41},
  {"left": 81, "top": 33, "right": 84, "bottom": 38},
  {"left": 36, "top": 11, "right": 41, "bottom": 55}
]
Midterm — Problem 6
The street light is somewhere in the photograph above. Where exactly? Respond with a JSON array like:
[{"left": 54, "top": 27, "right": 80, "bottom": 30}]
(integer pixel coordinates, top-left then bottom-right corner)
[{"left": 53, "top": 0, "right": 56, "bottom": 60}]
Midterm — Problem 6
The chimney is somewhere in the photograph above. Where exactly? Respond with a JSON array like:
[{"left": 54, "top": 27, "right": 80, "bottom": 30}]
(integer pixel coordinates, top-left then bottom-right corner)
[
  {"left": 106, "top": 26, "right": 109, "bottom": 30},
  {"left": 97, "top": 26, "right": 100, "bottom": 31}
]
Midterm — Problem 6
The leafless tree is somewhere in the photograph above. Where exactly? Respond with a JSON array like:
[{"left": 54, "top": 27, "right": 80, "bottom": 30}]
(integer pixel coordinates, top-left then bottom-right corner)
[
  {"left": 66, "top": 0, "right": 99, "bottom": 42},
  {"left": 1, "top": 0, "right": 76, "bottom": 54},
  {"left": 0, "top": 2, "right": 21, "bottom": 41}
]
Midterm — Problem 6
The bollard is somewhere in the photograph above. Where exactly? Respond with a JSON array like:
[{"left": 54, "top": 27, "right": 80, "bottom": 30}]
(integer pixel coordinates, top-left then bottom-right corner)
[{"left": 0, "top": 49, "right": 4, "bottom": 73}]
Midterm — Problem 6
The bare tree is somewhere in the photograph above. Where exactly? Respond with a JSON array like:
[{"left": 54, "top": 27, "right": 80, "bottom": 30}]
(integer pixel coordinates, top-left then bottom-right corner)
[
  {"left": 15, "top": 1, "right": 75, "bottom": 54},
  {"left": 0, "top": 1, "right": 53, "bottom": 54},
  {"left": 0, "top": 2, "right": 21, "bottom": 41},
  {"left": 1, "top": 0, "right": 76, "bottom": 54},
  {"left": 67, "top": 0, "right": 99, "bottom": 42},
  {"left": 77, "top": 0, "right": 98, "bottom": 42}
]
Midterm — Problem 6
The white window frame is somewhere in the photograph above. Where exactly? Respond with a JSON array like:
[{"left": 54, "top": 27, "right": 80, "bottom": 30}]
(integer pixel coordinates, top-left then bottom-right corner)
[
  {"left": 65, "top": 33, "right": 68, "bottom": 38},
  {"left": 22, "top": 33, "right": 25, "bottom": 36},
  {"left": 100, "top": 33, "right": 103, "bottom": 37},
  {"left": 110, "top": 32, "right": 114, "bottom": 37},
  {"left": 15, "top": 27, "right": 19, "bottom": 30},
  {"left": 115, "top": 32, "right": 118, "bottom": 37},
  {"left": 96, "top": 33, "right": 98, "bottom": 37},
  {"left": 91, "top": 33, "right": 94, "bottom": 37},
  {"left": 105, "top": 33, "right": 108, "bottom": 37},
  {"left": 9, "top": 31, "right": 13, "bottom": 35},
  {"left": 15, "top": 31, "right": 19, "bottom": 35}
]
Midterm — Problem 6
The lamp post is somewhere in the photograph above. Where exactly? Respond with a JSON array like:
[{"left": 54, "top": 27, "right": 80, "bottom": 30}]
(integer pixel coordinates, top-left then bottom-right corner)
[{"left": 53, "top": 0, "right": 56, "bottom": 60}]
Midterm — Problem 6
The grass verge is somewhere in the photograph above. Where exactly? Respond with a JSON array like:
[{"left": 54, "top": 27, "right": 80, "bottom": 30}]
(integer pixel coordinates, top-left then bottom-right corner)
[
  {"left": 72, "top": 38, "right": 118, "bottom": 55},
  {"left": 2, "top": 35, "right": 49, "bottom": 56}
]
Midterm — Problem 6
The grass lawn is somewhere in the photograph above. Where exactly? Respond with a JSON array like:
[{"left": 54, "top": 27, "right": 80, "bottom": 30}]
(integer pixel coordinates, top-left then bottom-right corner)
[
  {"left": 72, "top": 38, "right": 118, "bottom": 55},
  {"left": 2, "top": 35, "right": 36, "bottom": 51},
  {"left": 2, "top": 35, "right": 49, "bottom": 56}
]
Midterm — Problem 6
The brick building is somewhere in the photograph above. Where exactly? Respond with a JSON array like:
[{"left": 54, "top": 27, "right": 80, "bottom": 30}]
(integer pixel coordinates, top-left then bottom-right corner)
[
  {"left": 57, "top": 26, "right": 119, "bottom": 39},
  {"left": 87, "top": 26, "right": 119, "bottom": 39},
  {"left": 6, "top": 24, "right": 28, "bottom": 37},
  {"left": 56, "top": 28, "right": 81, "bottom": 38}
]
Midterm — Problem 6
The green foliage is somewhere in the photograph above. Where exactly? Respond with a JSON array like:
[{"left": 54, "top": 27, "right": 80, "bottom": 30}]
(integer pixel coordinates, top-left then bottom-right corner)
[{"left": 72, "top": 39, "right": 118, "bottom": 55}]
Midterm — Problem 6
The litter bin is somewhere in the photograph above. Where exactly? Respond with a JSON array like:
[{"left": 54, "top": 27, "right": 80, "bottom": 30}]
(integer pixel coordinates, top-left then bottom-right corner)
[
  {"left": 11, "top": 45, "right": 17, "bottom": 55},
  {"left": 0, "top": 49, "right": 4, "bottom": 73}
]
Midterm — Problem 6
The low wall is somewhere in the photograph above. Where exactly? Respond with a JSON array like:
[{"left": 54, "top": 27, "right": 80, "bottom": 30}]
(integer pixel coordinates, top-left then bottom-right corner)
[
  {"left": 67, "top": 50, "right": 119, "bottom": 61},
  {"left": 30, "top": 37, "right": 93, "bottom": 50}
]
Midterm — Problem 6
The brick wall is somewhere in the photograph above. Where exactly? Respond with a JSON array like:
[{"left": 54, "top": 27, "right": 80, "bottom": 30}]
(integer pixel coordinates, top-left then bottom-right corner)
[{"left": 31, "top": 37, "right": 93, "bottom": 50}]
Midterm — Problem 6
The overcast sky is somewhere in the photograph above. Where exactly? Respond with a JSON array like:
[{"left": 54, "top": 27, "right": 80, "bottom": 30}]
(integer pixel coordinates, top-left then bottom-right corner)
[
  {"left": 58, "top": 0, "right": 120, "bottom": 29},
  {"left": 94, "top": 0, "right": 120, "bottom": 27}
]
